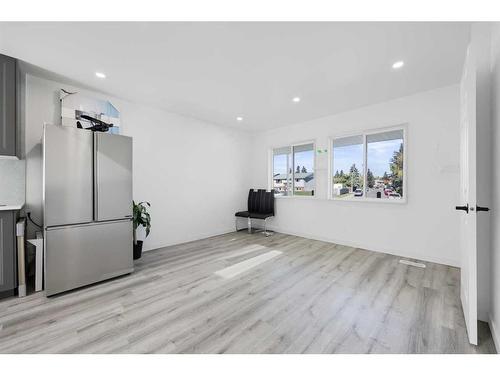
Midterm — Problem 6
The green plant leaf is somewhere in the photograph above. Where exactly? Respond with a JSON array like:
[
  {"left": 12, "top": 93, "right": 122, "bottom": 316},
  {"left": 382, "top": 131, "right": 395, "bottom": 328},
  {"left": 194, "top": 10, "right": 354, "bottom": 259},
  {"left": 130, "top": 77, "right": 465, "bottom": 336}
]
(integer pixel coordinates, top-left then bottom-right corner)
[{"left": 132, "top": 200, "right": 152, "bottom": 240}]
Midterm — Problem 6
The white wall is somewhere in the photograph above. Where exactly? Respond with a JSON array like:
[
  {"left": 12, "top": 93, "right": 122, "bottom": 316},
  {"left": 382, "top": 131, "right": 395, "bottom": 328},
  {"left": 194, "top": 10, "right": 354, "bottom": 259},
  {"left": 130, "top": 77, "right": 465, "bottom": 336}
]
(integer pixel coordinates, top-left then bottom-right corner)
[
  {"left": 251, "top": 85, "right": 461, "bottom": 267},
  {"left": 489, "top": 22, "right": 500, "bottom": 351},
  {"left": 21, "top": 71, "right": 252, "bottom": 251}
]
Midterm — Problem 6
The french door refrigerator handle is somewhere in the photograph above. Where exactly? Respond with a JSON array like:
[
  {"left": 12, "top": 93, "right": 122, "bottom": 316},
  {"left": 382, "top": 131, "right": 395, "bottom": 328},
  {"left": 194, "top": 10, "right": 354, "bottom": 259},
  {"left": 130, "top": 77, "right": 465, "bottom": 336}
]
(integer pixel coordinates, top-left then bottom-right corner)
[{"left": 93, "top": 132, "right": 98, "bottom": 221}]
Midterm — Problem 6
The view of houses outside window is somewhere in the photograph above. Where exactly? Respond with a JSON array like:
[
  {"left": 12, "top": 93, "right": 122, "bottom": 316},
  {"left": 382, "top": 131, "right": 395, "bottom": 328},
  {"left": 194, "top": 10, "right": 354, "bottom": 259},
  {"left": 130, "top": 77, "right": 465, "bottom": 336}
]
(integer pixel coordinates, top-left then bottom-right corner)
[
  {"left": 292, "top": 143, "right": 315, "bottom": 196},
  {"left": 366, "top": 129, "right": 404, "bottom": 200},
  {"left": 332, "top": 135, "right": 364, "bottom": 199},
  {"left": 273, "top": 146, "right": 292, "bottom": 196},
  {"left": 273, "top": 143, "right": 315, "bottom": 196},
  {"left": 332, "top": 129, "right": 404, "bottom": 200}
]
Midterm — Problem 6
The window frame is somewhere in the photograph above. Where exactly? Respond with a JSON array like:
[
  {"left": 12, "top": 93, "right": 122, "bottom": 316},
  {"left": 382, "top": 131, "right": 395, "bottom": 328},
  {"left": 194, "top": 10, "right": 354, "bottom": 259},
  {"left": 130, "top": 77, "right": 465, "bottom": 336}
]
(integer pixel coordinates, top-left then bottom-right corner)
[
  {"left": 328, "top": 124, "right": 407, "bottom": 204},
  {"left": 269, "top": 140, "right": 317, "bottom": 199}
]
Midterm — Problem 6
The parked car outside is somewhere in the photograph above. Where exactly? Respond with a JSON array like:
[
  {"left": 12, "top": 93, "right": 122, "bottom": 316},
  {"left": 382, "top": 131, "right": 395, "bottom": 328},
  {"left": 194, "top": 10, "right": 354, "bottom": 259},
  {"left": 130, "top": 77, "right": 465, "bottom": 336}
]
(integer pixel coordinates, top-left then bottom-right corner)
[
  {"left": 354, "top": 189, "right": 363, "bottom": 197},
  {"left": 388, "top": 192, "right": 401, "bottom": 199}
]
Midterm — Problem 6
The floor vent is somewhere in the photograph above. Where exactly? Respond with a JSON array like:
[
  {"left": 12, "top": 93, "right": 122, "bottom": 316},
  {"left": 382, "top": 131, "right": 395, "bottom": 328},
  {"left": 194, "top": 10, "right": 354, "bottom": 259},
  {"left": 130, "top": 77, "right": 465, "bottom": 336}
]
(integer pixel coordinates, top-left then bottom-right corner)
[{"left": 399, "top": 259, "right": 426, "bottom": 268}]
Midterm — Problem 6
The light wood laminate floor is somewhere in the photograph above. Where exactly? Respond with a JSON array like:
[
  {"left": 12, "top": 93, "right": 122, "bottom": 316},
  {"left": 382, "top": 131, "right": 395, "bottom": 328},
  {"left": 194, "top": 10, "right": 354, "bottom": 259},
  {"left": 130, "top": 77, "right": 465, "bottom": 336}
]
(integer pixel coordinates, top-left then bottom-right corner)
[{"left": 0, "top": 232, "right": 496, "bottom": 353}]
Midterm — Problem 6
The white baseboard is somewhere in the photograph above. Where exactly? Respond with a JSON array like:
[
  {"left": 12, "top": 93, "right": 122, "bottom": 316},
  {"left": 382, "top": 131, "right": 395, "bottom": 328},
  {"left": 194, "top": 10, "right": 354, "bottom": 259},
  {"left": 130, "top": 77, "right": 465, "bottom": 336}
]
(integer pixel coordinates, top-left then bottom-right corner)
[
  {"left": 142, "top": 227, "right": 236, "bottom": 253},
  {"left": 266, "top": 225, "right": 460, "bottom": 268},
  {"left": 141, "top": 223, "right": 460, "bottom": 267},
  {"left": 489, "top": 314, "right": 500, "bottom": 352},
  {"left": 478, "top": 310, "right": 489, "bottom": 323}
]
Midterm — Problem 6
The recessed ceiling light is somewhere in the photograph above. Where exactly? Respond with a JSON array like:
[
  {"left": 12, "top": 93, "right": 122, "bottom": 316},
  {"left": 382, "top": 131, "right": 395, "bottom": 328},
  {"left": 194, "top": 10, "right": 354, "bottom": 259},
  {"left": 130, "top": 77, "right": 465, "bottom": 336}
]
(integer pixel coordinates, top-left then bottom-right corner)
[
  {"left": 95, "top": 72, "right": 106, "bottom": 78},
  {"left": 392, "top": 61, "right": 404, "bottom": 69},
  {"left": 292, "top": 97, "right": 301, "bottom": 103},
  {"left": 236, "top": 117, "right": 243, "bottom": 122}
]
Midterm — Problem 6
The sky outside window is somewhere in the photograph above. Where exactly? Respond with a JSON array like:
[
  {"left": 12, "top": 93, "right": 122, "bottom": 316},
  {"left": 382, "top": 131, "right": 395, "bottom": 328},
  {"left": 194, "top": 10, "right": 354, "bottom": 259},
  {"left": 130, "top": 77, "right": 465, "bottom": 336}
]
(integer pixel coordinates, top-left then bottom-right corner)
[
  {"left": 333, "top": 143, "right": 364, "bottom": 175},
  {"left": 273, "top": 148, "right": 313, "bottom": 174},
  {"left": 273, "top": 153, "right": 289, "bottom": 174},
  {"left": 367, "top": 138, "right": 403, "bottom": 177},
  {"left": 333, "top": 135, "right": 403, "bottom": 177},
  {"left": 293, "top": 150, "right": 314, "bottom": 172}
]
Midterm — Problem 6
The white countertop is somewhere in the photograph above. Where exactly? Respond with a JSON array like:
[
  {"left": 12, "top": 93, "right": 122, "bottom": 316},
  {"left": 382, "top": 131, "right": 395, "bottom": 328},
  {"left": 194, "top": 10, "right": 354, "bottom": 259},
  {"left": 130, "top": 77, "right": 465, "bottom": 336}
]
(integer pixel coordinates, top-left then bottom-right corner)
[{"left": 0, "top": 204, "right": 24, "bottom": 211}]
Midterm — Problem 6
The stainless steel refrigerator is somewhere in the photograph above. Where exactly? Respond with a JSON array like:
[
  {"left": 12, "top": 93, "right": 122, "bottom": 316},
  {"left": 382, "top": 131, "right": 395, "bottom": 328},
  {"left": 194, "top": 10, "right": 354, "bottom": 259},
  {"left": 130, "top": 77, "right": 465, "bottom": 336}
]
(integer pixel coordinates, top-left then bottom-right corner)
[{"left": 43, "top": 124, "right": 134, "bottom": 296}]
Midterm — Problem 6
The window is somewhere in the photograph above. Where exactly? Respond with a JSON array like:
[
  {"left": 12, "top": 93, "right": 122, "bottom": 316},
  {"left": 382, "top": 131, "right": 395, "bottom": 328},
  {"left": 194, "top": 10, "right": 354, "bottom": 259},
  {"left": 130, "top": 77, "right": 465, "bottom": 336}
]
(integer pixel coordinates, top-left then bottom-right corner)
[
  {"left": 272, "top": 142, "right": 315, "bottom": 197},
  {"left": 366, "top": 129, "right": 404, "bottom": 200},
  {"left": 272, "top": 146, "right": 292, "bottom": 196},
  {"left": 331, "top": 127, "right": 405, "bottom": 201},
  {"left": 332, "top": 135, "right": 364, "bottom": 199},
  {"left": 293, "top": 143, "right": 315, "bottom": 196}
]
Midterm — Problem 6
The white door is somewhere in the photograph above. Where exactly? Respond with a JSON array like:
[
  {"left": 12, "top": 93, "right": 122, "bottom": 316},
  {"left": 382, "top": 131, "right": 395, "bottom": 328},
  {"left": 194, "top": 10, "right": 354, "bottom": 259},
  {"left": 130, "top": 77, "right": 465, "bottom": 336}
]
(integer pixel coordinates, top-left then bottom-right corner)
[{"left": 458, "top": 44, "right": 478, "bottom": 345}]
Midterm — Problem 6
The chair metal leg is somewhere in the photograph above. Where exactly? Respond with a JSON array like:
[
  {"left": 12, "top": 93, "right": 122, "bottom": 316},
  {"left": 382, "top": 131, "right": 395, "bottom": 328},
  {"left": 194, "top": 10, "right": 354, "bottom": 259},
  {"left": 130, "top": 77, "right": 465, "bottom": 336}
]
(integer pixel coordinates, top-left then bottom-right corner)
[
  {"left": 263, "top": 217, "right": 273, "bottom": 236},
  {"left": 236, "top": 216, "right": 273, "bottom": 236}
]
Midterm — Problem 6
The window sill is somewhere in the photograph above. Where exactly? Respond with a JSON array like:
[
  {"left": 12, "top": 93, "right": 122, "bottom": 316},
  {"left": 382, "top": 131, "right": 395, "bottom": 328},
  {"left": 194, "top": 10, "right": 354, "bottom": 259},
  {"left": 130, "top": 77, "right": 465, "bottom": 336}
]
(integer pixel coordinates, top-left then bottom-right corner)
[
  {"left": 274, "top": 195, "right": 407, "bottom": 204},
  {"left": 274, "top": 195, "right": 318, "bottom": 200},
  {"left": 329, "top": 197, "right": 407, "bottom": 204}
]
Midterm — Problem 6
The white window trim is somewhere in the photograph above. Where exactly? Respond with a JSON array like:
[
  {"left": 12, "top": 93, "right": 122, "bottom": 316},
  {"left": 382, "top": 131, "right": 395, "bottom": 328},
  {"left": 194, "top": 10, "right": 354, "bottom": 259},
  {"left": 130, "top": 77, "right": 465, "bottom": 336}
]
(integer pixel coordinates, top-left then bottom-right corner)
[
  {"left": 328, "top": 124, "right": 408, "bottom": 204},
  {"left": 269, "top": 140, "right": 317, "bottom": 199}
]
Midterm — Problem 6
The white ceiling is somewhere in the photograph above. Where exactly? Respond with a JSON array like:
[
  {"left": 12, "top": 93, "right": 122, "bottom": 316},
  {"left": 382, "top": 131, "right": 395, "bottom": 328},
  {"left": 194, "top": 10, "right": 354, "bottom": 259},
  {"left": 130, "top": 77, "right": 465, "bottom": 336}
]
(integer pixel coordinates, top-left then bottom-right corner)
[{"left": 0, "top": 22, "right": 470, "bottom": 131}]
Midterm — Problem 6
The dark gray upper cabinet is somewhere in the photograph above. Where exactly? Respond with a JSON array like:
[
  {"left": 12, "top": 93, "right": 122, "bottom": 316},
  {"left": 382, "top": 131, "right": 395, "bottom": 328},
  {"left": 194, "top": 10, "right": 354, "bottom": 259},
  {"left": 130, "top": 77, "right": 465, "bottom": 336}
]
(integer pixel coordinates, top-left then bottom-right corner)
[
  {"left": 0, "top": 211, "right": 16, "bottom": 297},
  {"left": 0, "top": 54, "right": 17, "bottom": 157}
]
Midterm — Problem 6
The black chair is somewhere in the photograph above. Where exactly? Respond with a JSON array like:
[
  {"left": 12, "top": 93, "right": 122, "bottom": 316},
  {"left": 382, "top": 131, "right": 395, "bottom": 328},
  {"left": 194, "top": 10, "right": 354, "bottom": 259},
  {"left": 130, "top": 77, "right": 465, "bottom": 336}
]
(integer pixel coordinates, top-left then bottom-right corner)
[{"left": 235, "top": 189, "right": 275, "bottom": 235}]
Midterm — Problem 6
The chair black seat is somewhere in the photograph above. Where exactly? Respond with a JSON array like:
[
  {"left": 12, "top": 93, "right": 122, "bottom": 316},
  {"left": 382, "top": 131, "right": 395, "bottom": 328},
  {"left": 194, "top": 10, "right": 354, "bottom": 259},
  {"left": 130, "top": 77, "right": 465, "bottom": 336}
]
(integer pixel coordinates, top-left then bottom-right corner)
[
  {"left": 235, "top": 189, "right": 275, "bottom": 219},
  {"left": 235, "top": 211, "right": 250, "bottom": 218},
  {"left": 235, "top": 189, "right": 275, "bottom": 234},
  {"left": 248, "top": 212, "right": 274, "bottom": 219}
]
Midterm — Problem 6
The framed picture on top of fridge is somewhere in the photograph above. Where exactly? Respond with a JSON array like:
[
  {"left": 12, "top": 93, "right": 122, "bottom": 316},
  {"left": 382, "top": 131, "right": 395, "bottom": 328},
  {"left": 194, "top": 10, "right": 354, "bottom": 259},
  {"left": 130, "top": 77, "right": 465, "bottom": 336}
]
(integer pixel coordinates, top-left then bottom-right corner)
[{"left": 60, "top": 89, "right": 121, "bottom": 134}]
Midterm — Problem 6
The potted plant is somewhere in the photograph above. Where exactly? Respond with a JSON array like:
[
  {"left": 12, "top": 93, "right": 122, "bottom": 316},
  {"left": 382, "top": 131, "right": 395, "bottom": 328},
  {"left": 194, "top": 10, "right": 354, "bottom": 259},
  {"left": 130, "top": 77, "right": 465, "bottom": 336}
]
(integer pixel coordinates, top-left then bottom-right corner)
[{"left": 133, "top": 201, "right": 151, "bottom": 260}]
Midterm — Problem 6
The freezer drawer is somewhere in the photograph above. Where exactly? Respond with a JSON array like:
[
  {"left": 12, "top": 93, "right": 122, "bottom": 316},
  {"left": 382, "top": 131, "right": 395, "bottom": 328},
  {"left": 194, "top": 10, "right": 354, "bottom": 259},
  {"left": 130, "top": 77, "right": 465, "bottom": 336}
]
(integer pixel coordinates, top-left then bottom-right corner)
[
  {"left": 43, "top": 125, "right": 94, "bottom": 226},
  {"left": 95, "top": 132, "right": 133, "bottom": 221},
  {"left": 45, "top": 220, "right": 133, "bottom": 296}
]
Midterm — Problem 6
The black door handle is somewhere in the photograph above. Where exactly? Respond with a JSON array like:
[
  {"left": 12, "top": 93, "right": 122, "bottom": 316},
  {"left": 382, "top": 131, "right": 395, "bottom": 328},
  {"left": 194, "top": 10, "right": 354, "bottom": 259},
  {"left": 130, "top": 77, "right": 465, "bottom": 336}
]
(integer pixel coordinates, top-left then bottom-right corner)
[
  {"left": 455, "top": 204, "right": 469, "bottom": 213},
  {"left": 477, "top": 206, "right": 490, "bottom": 212}
]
